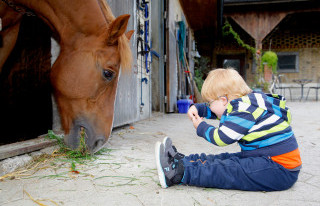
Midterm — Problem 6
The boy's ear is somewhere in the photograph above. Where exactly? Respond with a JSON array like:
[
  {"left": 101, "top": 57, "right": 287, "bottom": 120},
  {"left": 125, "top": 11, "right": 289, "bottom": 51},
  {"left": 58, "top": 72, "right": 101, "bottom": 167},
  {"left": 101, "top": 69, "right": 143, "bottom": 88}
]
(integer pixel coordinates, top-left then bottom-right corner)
[{"left": 221, "top": 96, "right": 229, "bottom": 106}]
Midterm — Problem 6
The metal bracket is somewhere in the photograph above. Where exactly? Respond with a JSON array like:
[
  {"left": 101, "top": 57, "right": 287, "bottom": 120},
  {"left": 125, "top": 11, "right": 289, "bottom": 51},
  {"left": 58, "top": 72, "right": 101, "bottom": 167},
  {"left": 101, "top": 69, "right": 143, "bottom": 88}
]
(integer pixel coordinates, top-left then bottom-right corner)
[
  {"left": 163, "top": 11, "right": 167, "bottom": 20},
  {"left": 164, "top": 11, "right": 168, "bottom": 29}
]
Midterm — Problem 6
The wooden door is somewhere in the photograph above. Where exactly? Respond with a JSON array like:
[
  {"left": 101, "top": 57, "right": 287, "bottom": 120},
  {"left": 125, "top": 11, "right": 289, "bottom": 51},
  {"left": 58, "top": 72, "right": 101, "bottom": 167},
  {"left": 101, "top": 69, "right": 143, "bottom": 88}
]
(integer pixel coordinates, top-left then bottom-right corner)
[{"left": 165, "top": 0, "right": 178, "bottom": 113}]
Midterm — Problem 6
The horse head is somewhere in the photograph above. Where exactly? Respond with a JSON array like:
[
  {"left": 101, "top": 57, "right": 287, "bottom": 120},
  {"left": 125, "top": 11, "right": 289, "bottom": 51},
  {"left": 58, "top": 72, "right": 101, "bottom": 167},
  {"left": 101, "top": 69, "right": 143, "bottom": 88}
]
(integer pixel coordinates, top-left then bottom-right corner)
[{"left": 51, "top": 14, "right": 133, "bottom": 153}]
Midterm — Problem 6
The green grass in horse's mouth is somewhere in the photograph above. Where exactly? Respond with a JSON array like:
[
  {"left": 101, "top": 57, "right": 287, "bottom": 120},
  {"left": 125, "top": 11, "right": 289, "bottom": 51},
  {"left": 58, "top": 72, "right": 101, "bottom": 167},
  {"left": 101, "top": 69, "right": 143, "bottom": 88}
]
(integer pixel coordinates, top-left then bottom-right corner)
[{"left": 45, "top": 129, "right": 104, "bottom": 161}]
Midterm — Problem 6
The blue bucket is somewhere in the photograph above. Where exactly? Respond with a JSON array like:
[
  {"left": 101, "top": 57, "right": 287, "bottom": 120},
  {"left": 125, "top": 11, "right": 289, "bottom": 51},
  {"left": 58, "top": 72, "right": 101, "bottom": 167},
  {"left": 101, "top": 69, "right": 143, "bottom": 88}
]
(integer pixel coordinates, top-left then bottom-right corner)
[{"left": 177, "top": 99, "right": 193, "bottom": 113}]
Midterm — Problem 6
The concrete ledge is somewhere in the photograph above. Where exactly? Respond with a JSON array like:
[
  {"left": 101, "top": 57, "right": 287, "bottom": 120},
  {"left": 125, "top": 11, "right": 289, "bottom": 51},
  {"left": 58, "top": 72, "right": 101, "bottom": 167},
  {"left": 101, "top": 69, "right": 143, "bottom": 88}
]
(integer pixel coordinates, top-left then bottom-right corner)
[{"left": 0, "top": 135, "right": 56, "bottom": 160}]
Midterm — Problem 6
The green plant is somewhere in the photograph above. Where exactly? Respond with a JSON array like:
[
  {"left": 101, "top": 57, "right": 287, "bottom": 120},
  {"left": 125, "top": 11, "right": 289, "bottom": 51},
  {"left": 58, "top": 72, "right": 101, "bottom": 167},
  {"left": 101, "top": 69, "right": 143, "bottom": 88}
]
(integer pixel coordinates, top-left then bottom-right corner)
[
  {"left": 253, "top": 75, "right": 263, "bottom": 88},
  {"left": 194, "top": 70, "right": 204, "bottom": 92},
  {"left": 263, "top": 81, "right": 270, "bottom": 92},
  {"left": 194, "top": 56, "right": 210, "bottom": 92},
  {"left": 222, "top": 19, "right": 264, "bottom": 88},
  {"left": 222, "top": 19, "right": 256, "bottom": 56},
  {"left": 261, "top": 51, "right": 278, "bottom": 73},
  {"left": 46, "top": 130, "right": 106, "bottom": 161}
]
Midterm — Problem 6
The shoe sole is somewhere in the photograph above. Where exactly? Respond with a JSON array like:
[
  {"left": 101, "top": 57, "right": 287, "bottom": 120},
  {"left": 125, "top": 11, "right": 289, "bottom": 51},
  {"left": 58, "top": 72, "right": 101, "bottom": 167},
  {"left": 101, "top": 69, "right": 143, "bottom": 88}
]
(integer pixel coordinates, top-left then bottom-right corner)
[
  {"left": 155, "top": 141, "right": 168, "bottom": 188},
  {"left": 162, "top": 136, "right": 170, "bottom": 149}
]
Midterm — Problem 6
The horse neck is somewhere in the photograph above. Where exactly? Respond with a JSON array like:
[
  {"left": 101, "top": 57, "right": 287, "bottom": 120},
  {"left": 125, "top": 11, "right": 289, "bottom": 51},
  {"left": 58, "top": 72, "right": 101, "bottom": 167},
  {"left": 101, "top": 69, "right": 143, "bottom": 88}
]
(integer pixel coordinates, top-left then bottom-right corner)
[{"left": 14, "top": 0, "right": 109, "bottom": 47}]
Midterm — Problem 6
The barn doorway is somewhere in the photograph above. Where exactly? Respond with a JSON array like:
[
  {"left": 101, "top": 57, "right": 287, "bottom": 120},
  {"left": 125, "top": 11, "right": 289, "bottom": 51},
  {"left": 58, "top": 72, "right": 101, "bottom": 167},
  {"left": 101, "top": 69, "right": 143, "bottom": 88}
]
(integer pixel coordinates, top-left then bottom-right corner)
[
  {"left": 217, "top": 54, "right": 246, "bottom": 79},
  {"left": 0, "top": 16, "right": 52, "bottom": 145}
]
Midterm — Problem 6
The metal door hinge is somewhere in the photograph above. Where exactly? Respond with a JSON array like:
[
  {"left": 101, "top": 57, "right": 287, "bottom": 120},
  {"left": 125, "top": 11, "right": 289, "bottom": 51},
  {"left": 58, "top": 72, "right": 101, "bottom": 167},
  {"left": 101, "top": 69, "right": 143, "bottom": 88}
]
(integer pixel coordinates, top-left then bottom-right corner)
[{"left": 163, "top": 11, "right": 167, "bottom": 20}]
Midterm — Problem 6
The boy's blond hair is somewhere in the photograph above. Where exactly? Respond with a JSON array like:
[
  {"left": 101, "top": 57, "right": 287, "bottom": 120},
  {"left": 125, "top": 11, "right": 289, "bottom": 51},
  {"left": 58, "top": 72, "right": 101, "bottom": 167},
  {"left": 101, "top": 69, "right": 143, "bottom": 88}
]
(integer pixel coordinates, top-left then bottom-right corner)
[{"left": 201, "top": 68, "right": 252, "bottom": 102}]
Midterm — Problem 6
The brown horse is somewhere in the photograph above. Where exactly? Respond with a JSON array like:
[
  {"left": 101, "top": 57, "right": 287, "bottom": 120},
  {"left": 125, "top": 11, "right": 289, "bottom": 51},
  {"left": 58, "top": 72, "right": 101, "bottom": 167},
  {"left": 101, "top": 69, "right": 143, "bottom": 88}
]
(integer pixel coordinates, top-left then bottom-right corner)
[{"left": 0, "top": 0, "right": 133, "bottom": 153}]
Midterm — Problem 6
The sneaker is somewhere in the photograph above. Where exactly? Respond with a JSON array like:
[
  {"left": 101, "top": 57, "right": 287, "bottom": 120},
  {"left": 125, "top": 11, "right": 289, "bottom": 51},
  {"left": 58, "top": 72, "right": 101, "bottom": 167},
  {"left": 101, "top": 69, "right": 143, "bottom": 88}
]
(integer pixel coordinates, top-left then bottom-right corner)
[
  {"left": 162, "top": 137, "right": 185, "bottom": 162},
  {"left": 155, "top": 141, "right": 184, "bottom": 188}
]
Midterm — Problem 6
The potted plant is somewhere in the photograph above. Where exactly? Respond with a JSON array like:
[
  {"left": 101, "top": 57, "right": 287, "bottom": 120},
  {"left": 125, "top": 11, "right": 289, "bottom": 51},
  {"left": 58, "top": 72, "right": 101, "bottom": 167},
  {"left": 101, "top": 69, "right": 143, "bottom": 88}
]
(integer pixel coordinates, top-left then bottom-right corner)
[{"left": 261, "top": 51, "right": 278, "bottom": 82}]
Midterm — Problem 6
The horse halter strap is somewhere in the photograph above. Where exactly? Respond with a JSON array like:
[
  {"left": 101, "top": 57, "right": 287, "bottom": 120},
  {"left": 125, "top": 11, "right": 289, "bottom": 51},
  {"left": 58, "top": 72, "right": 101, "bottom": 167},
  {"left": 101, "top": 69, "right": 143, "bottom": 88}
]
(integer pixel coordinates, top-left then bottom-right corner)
[{"left": 1, "top": 0, "right": 36, "bottom": 16}]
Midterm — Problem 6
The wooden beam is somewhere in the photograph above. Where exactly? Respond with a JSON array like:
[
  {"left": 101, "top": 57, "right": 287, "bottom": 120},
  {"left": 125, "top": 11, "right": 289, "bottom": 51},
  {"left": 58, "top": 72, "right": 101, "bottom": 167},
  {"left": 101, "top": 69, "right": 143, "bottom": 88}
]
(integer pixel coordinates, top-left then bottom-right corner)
[
  {"left": 0, "top": 135, "right": 57, "bottom": 160},
  {"left": 179, "top": 0, "right": 218, "bottom": 31},
  {"left": 229, "top": 11, "right": 287, "bottom": 42}
]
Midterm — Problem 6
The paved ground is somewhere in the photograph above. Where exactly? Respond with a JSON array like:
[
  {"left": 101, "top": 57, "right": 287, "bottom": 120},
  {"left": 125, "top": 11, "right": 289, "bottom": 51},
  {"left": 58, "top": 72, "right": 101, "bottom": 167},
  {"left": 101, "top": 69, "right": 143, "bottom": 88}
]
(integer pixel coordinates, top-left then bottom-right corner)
[{"left": 0, "top": 102, "right": 320, "bottom": 206}]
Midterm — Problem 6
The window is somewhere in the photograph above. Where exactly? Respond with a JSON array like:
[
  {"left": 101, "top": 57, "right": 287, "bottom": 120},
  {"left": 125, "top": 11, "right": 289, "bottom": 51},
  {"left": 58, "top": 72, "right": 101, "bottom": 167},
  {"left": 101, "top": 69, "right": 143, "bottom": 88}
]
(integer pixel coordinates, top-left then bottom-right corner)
[
  {"left": 252, "top": 52, "right": 299, "bottom": 74},
  {"left": 277, "top": 52, "right": 299, "bottom": 73},
  {"left": 223, "top": 59, "right": 240, "bottom": 72}
]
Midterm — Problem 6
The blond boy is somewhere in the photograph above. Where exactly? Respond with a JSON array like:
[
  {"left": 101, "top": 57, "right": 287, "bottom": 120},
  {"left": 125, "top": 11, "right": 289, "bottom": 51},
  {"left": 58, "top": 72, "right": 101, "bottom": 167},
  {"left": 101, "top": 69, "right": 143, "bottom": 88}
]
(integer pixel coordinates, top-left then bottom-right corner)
[{"left": 155, "top": 68, "right": 301, "bottom": 191}]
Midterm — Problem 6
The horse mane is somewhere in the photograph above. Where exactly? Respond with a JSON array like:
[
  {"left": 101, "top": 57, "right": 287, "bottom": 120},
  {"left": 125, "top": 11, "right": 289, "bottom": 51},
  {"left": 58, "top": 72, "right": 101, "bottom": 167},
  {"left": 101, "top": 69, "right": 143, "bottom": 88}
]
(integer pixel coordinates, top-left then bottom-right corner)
[{"left": 98, "top": 0, "right": 133, "bottom": 71}]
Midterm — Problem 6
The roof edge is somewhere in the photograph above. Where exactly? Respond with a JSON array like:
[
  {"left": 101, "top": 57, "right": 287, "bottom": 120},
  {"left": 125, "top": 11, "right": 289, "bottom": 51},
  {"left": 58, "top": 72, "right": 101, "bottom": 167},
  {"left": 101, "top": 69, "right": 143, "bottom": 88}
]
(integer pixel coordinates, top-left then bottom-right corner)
[{"left": 224, "top": 0, "right": 312, "bottom": 6}]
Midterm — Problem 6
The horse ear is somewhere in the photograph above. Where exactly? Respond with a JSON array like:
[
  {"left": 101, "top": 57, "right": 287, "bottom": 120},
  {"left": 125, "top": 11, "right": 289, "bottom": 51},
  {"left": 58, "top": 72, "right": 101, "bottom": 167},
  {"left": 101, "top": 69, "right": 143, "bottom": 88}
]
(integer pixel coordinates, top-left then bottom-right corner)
[
  {"left": 126, "top": 30, "right": 134, "bottom": 40},
  {"left": 107, "top": 14, "right": 130, "bottom": 45}
]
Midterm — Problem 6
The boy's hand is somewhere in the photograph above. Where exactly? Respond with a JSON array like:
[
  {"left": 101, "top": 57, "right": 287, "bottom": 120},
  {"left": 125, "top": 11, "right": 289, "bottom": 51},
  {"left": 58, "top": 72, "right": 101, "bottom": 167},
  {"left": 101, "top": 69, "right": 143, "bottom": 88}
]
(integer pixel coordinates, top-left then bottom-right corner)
[
  {"left": 187, "top": 105, "right": 199, "bottom": 120},
  {"left": 191, "top": 114, "right": 203, "bottom": 129}
]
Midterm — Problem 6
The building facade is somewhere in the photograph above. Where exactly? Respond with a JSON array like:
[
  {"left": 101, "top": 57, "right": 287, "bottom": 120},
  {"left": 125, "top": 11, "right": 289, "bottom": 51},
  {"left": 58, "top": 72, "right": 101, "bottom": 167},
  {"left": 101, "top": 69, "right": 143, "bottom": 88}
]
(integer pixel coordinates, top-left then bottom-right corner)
[{"left": 213, "top": 0, "right": 320, "bottom": 100}]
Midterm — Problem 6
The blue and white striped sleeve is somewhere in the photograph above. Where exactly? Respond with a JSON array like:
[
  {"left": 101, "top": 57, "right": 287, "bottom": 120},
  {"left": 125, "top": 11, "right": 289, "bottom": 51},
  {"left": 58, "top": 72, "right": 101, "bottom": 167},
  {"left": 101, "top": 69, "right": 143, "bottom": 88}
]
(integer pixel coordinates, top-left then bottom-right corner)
[
  {"left": 194, "top": 103, "right": 218, "bottom": 120},
  {"left": 196, "top": 111, "right": 256, "bottom": 146}
]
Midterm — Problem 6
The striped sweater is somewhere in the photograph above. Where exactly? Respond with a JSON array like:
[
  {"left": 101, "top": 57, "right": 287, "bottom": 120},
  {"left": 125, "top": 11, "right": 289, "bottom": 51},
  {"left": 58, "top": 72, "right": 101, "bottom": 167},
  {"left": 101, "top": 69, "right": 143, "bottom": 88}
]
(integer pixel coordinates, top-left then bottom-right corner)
[{"left": 195, "top": 92, "right": 300, "bottom": 163}]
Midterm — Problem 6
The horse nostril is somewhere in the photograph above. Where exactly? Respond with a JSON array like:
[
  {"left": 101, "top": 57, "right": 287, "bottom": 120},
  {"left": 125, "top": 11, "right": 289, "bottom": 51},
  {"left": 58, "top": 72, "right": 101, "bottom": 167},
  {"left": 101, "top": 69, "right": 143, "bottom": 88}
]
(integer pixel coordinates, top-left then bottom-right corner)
[{"left": 92, "top": 138, "right": 105, "bottom": 152}]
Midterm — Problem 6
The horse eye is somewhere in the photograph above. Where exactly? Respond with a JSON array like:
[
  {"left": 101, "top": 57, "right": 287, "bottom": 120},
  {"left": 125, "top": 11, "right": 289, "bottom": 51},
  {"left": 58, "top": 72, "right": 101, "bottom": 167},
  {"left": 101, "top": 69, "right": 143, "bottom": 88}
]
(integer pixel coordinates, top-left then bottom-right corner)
[{"left": 103, "top": 69, "right": 115, "bottom": 81}]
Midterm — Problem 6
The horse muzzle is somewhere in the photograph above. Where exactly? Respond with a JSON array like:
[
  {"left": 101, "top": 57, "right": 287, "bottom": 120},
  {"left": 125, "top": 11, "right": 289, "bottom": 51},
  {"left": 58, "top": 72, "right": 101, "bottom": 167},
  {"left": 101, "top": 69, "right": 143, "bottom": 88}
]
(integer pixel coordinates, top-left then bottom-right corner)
[{"left": 64, "top": 118, "right": 107, "bottom": 153}]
